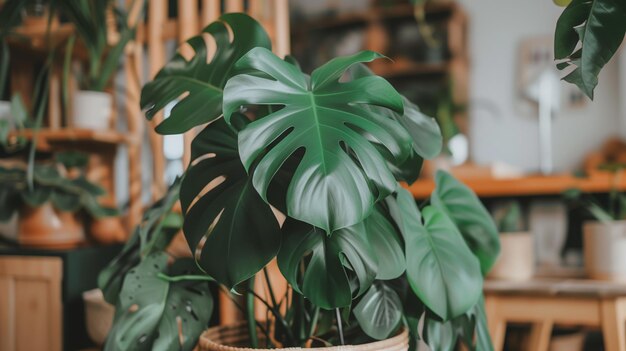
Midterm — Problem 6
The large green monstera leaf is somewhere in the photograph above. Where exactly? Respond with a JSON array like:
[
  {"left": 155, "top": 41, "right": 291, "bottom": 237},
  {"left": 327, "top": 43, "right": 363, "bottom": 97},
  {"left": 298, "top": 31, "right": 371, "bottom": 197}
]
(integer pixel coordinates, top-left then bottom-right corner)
[
  {"left": 388, "top": 188, "right": 481, "bottom": 321},
  {"left": 141, "top": 13, "right": 271, "bottom": 134},
  {"left": 223, "top": 48, "right": 412, "bottom": 233},
  {"left": 554, "top": 0, "right": 626, "bottom": 99},
  {"left": 364, "top": 205, "right": 405, "bottom": 280},
  {"left": 105, "top": 254, "right": 212, "bottom": 351},
  {"left": 431, "top": 170, "right": 500, "bottom": 275},
  {"left": 180, "top": 115, "right": 281, "bottom": 289},
  {"left": 277, "top": 219, "right": 377, "bottom": 309}
]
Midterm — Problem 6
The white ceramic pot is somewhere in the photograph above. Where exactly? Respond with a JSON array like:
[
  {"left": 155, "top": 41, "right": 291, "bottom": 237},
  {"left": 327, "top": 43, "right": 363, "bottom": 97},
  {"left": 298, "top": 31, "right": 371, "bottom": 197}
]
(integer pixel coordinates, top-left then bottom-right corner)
[
  {"left": 0, "top": 100, "right": 11, "bottom": 120},
  {"left": 73, "top": 90, "right": 112, "bottom": 130},
  {"left": 83, "top": 289, "right": 115, "bottom": 346},
  {"left": 488, "top": 232, "right": 534, "bottom": 281},
  {"left": 584, "top": 220, "right": 626, "bottom": 281}
]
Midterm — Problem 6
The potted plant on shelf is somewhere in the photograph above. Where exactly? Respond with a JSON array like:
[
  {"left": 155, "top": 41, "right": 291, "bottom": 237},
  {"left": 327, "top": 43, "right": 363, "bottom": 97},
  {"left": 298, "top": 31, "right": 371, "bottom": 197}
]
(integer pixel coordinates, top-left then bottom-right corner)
[
  {"left": 564, "top": 171, "right": 626, "bottom": 281},
  {"left": 488, "top": 201, "right": 534, "bottom": 281},
  {"left": 0, "top": 152, "right": 118, "bottom": 248},
  {"left": 59, "top": 0, "right": 141, "bottom": 130},
  {"left": 103, "top": 13, "right": 500, "bottom": 350}
]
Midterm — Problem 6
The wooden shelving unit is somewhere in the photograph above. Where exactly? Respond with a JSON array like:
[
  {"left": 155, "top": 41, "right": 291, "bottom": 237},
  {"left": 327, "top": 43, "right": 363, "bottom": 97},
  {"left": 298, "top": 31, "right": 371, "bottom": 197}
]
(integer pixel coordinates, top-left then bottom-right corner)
[
  {"left": 404, "top": 172, "right": 626, "bottom": 198},
  {"left": 11, "top": 128, "right": 133, "bottom": 150}
]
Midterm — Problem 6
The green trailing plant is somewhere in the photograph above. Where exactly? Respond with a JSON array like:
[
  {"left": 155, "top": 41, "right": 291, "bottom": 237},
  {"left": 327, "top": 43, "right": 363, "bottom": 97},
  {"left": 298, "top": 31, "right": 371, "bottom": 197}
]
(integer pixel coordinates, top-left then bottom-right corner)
[
  {"left": 0, "top": 155, "right": 118, "bottom": 222},
  {"left": 495, "top": 201, "right": 523, "bottom": 233},
  {"left": 112, "top": 13, "right": 501, "bottom": 351},
  {"left": 554, "top": 0, "right": 626, "bottom": 99},
  {"left": 59, "top": 0, "right": 143, "bottom": 91}
]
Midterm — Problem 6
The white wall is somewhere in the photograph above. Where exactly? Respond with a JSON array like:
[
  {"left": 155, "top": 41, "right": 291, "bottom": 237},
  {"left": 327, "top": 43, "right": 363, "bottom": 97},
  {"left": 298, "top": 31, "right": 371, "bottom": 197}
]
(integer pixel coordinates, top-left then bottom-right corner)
[{"left": 458, "top": 0, "right": 621, "bottom": 173}]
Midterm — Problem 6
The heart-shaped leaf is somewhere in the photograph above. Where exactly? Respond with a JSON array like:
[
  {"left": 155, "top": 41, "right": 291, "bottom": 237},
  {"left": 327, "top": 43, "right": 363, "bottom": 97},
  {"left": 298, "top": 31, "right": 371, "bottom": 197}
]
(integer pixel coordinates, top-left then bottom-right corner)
[
  {"left": 141, "top": 13, "right": 271, "bottom": 134},
  {"left": 180, "top": 115, "right": 281, "bottom": 289},
  {"left": 555, "top": 0, "right": 626, "bottom": 99},
  {"left": 277, "top": 219, "right": 377, "bottom": 309},
  {"left": 354, "top": 281, "right": 403, "bottom": 340},
  {"left": 224, "top": 48, "right": 411, "bottom": 232},
  {"left": 105, "top": 254, "right": 212, "bottom": 351},
  {"left": 431, "top": 170, "right": 500, "bottom": 275},
  {"left": 364, "top": 205, "right": 405, "bottom": 280}
]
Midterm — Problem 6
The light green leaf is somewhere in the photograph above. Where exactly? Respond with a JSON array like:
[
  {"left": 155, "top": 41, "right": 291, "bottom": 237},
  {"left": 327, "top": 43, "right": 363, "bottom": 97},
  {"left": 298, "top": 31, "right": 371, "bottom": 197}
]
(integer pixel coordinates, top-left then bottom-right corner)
[
  {"left": 354, "top": 281, "right": 403, "bottom": 340},
  {"left": 404, "top": 205, "right": 482, "bottom": 321},
  {"left": 141, "top": 13, "right": 271, "bottom": 134},
  {"left": 224, "top": 48, "right": 409, "bottom": 232},
  {"left": 180, "top": 115, "right": 281, "bottom": 289},
  {"left": 431, "top": 170, "right": 500, "bottom": 275},
  {"left": 277, "top": 219, "right": 377, "bottom": 309}
]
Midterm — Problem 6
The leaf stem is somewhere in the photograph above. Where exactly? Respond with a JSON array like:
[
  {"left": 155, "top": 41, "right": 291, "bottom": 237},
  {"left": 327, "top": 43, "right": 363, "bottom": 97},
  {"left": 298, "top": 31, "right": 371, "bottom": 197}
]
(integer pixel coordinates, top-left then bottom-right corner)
[
  {"left": 335, "top": 308, "right": 345, "bottom": 345},
  {"left": 246, "top": 279, "right": 259, "bottom": 348},
  {"left": 157, "top": 273, "right": 215, "bottom": 283}
]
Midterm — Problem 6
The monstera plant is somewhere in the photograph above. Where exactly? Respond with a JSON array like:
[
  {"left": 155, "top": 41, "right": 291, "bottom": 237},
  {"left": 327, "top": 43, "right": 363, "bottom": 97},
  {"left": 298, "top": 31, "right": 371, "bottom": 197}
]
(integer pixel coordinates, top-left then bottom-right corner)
[{"left": 108, "top": 13, "right": 501, "bottom": 350}]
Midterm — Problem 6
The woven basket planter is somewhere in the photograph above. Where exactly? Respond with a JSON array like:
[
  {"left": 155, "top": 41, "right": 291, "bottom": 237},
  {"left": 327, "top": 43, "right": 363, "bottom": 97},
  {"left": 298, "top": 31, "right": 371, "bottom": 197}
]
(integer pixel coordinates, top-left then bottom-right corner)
[{"left": 196, "top": 322, "right": 409, "bottom": 351}]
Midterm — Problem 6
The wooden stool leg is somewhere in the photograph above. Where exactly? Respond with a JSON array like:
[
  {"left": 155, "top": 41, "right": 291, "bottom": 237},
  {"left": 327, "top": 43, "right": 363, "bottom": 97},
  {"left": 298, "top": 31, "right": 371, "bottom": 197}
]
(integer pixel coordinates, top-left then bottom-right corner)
[
  {"left": 528, "top": 320, "right": 553, "bottom": 351},
  {"left": 485, "top": 295, "right": 506, "bottom": 351},
  {"left": 601, "top": 299, "right": 626, "bottom": 351}
]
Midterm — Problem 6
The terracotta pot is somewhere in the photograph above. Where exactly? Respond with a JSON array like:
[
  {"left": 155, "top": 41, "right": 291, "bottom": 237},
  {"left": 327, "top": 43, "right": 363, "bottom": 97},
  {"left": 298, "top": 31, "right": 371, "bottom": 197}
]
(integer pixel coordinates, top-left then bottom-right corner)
[
  {"left": 197, "top": 322, "right": 409, "bottom": 351},
  {"left": 89, "top": 216, "right": 126, "bottom": 244},
  {"left": 83, "top": 289, "right": 115, "bottom": 346},
  {"left": 488, "top": 232, "right": 534, "bottom": 281},
  {"left": 18, "top": 203, "right": 84, "bottom": 249},
  {"left": 584, "top": 221, "right": 626, "bottom": 281}
]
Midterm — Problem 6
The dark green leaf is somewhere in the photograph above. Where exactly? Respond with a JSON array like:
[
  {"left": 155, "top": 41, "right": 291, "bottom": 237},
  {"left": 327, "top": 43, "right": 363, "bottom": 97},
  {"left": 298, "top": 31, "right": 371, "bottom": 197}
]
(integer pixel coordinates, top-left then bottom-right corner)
[
  {"left": 402, "top": 203, "right": 482, "bottom": 321},
  {"left": 554, "top": 0, "right": 626, "bottom": 99},
  {"left": 224, "top": 48, "right": 409, "bottom": 232},
  {"left": 21, "top": 187, "right": 52, "bottom": 207},
  {"left": 98, "top": 229, "right": 141, "bottom": 304},
  {"left": 141, "top": 13, "right": 271, "bottom": 134},
  {"left": 180, "top": 116, "right": 280, "bottom": 289},
  {"left": 50, "top": 190, "right": 81, "bottom": 212},
  {"left": 496, "top": 201, "right": 522, "bottom": 233},
  {"left": 431, "top": 170, "right": 500, "bottom": 275},
  {"left": 277, "top": 219, "right": 377, "bottom": 309},
  {"left": 354, "top": 281, "right": 402, "bottom": 340}
]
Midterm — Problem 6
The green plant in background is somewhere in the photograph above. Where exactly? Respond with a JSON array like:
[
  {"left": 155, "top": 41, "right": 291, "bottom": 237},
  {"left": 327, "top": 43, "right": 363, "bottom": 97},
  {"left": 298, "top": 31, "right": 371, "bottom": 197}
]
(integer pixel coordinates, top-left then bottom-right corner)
[
  {"left": 120, "top": 13, "right": 501, "bottom": 351},
  {"left": 59, "top": 0, "right": 142, "bottom": 91},
  {"left": 563, "top": 167, "right": 626, "bottom": 222},
  {"left": 554, "top": 0, "right": 626, "bottom": 99},
  {"left": 495, "top": 201, "right": 523, "bottom": 233},
  {"left": 0, "top": 153, "right": 118, "bottom": 223}
]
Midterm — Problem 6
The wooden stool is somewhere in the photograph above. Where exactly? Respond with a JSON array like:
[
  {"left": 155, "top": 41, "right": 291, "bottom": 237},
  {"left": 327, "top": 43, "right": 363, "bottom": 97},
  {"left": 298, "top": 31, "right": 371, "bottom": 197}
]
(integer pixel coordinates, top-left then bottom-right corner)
[{"left": 485, "top": 279, "right": 626, "bottom": 351}]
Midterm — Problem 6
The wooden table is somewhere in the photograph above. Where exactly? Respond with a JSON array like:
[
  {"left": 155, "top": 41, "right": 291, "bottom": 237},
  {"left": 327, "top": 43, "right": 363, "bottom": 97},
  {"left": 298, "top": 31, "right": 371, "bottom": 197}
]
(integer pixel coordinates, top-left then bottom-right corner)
[{"left": 485, "top": 279, "right": 626, "bottom": 351}]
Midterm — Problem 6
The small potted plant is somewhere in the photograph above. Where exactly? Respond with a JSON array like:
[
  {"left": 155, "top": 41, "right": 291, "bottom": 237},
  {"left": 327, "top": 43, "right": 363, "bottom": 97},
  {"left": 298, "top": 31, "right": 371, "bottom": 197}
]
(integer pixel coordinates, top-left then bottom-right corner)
[
  {"left": 564, "top": 172, "right": 626, "bottom": 281},
  {"left": 0, "top": 153, "right": 118, "bottom": 248},
  {"left": 60, "top": 0, "right": 140, "bottom": 130},
  {"left": 102, "top": 13, "right": 500, "bottom": 350},
  {"left": 488, "top": 201, "right": 534, "bottom": 281}
]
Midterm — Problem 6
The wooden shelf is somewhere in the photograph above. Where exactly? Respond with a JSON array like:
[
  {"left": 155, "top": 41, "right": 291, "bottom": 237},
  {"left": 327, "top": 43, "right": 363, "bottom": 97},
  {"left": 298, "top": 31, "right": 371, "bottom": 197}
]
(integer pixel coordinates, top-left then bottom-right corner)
[
  {"left": 294, "top": 3, "right": 457, "bottom": 32},
  {"left": 403, "top": 172, "right": 626, "bottom": 198},
  {"left": 370, "top": 61, "right": 449, "bottom": 78},
  {"left": 11, "top": 128, "right": 132, "bottom": 150}
]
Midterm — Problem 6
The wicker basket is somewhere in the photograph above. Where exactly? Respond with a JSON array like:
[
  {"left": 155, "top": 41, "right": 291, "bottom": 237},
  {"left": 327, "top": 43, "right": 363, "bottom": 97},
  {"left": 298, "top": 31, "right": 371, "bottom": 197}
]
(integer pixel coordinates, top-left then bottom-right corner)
[{"left": 196, "top": 322, "right": 409, "bottom": 351}]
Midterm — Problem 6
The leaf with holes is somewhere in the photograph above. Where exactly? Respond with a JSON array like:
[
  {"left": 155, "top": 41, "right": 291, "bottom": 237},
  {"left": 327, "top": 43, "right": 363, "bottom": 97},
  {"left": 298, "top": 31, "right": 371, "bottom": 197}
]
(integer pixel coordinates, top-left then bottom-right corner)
[
  {"left": 354, "top": 281, "right": 403, "bottom": 340},
  {"left": 180, "top": 115, "right": 281, "bottom": 289},
  {"left": 141, "top": 13, "right": 271, "bottom": 134},
  {"left": 277, "top": 219, "right": 377, "bottom": 309},
  {"left": 223, "top": 48, "right": 411, "bottom": 233},
  {"left": 554, "top": 0, "right": 626, "bottom": 99},
  {"left": 105, "top": 254, "right": 212, "bottom": 351},
  {"left": 431, "top": 170, "right": 500, "bottom": 275}
]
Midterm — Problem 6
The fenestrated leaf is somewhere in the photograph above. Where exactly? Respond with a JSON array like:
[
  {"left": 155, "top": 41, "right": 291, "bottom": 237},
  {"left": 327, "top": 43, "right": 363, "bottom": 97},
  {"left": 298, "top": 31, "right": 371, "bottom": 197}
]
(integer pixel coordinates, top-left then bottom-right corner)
[
  {"left": 140, "top": 13, "right": 271, "bottom": 134},
  {"left": 364, "top": 205, "right": 405, "bottom": 280},
  {"left": 354, "top": 281, "right": 403, "bottom": 340},
  {"left": 277, "top": 219, "right": 377, "bottom": 309},
  {"left": 105, "top": 254, "right": 212, "bottom": 351},
  {"left": 554, "top": 0, "right": 626, "bottom": 99},
  {"left": 180, "top": 115, "right": 281, "bottom": 289},
  {"left": 224, "top": 48, "right": 410, "bottom": 233},
  {"left": 399, "top": 200, "right": 482, "bottom": 321},
  {"left": 98, "top": 230, "right": 141, "bottom": 304},
  {"left": 431, "top": 170, "right": 500, "bottom": 275}
]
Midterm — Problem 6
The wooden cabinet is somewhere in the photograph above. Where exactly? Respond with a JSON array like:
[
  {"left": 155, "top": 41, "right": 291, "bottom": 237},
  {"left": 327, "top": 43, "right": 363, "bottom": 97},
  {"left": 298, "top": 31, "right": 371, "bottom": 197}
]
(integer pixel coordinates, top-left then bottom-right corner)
[
  {"left": 0, "top": 256, "right": 63, "bottom": 351},
  {"left": 0, "top": 245, "right": 121, "bottom": 351}
]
